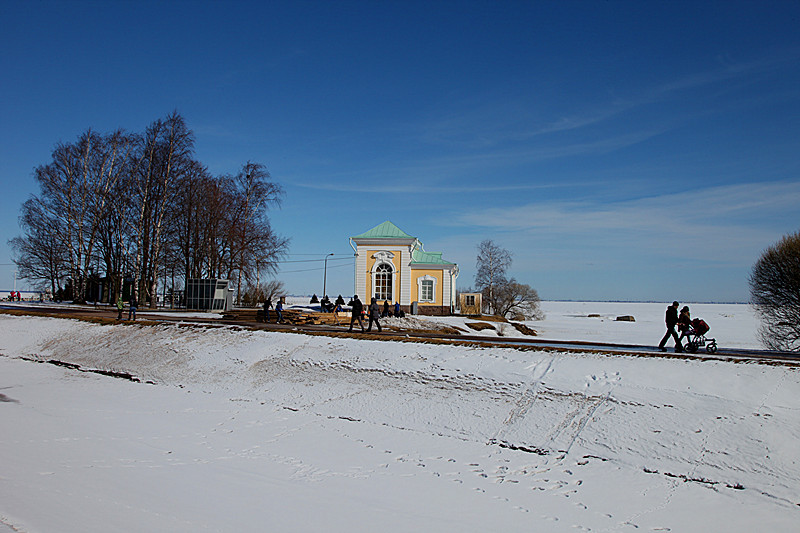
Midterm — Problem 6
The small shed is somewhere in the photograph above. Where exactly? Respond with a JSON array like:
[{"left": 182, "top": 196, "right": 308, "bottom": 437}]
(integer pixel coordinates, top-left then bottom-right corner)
[
  {"left": 186, "top": 279, "right": 233, "bottom": 311},
  {"left": 459, "top": 292, "right": 482, "bottom": 316}
]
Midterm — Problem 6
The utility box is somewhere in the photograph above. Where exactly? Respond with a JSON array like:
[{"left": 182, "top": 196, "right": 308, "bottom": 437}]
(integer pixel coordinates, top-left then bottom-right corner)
[{"left": 186, "top": 279, "right": 233, "bottom": 311}]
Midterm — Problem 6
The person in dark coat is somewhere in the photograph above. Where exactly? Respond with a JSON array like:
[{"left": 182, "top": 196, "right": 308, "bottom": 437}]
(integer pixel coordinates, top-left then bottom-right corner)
[
  {"left": 367, "top": 297, "right": 382, "bottom": 332},
  {"left": 394, "top": 301, "right": 401, "bottom": 318},
  {"left": 658, "top": 301, "right": 683, "bottom": 352},
  {"left": 128, "top": 295, "right": 137, "bottom": 321},
  {"left": 382, "top": 300, "right": 390, "bottom": 318},
  {"left": 263, "top": 298, "right": 272, "bottom": 323},
  {"left": 349, "top": 295, "right": 364, "bottom": 332},
  {"left": 275, "top": 299, "right": 283, "bottom": 323}
]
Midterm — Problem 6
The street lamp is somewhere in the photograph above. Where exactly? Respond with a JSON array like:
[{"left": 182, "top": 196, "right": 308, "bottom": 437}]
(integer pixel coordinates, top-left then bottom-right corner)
[{"left": 323, "top": 253, "right": 334, "bottom": 298}]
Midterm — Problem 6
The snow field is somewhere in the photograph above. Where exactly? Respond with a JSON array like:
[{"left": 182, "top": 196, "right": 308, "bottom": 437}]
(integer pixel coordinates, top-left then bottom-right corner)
[{"left": 0, "top": 305, "right": 797, "bottom": 532}]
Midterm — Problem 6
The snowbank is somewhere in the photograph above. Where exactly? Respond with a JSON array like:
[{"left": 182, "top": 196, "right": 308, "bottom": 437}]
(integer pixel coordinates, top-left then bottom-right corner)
[{"left": 0, "top": 303, "right": 796, "bottom": 532}]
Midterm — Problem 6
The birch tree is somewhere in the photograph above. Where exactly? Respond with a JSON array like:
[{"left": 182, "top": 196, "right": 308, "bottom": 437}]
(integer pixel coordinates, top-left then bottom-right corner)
[
  {"left": 131, "top": 112, "right": 194, "bottom": 307},
  {"left": 29, "top": 129, "right": 134, "bottom": 302},
  {"left": 228, "top": 161, "right": 287, "bottom": 302},
  {"left": 13, "top": 113, "right": 288, "bottom": 305},
  {"left": 475, "top": 239, "right": 512, "bottom": 315}
]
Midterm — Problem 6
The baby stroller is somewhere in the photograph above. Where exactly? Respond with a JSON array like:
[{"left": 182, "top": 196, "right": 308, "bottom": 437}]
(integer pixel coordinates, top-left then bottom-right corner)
[{"left": 684, "top": 318, "right": 718, "bottom": 354}]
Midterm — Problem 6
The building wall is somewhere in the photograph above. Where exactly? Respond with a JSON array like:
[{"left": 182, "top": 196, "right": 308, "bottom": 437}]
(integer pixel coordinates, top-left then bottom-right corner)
[
  {"left": 362, "top": 246, "right": 406, "bottom": 302},
  {"left": 410, "top": 269, "right": 444, "bottom": 306},
  {"left": 459, "top": 293, "right": 482, "bottom": 315},
  {"left": 353, "top": 239, "right": 456, "bottom": 315},
  {"left": 354, "top": 246, "right": 366, "bottom": 299}
]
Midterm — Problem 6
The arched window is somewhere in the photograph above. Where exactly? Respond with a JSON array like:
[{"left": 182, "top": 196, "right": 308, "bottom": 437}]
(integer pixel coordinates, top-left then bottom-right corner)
[{"left": 374, "top": 263, "right": 393, "bottom": 300}]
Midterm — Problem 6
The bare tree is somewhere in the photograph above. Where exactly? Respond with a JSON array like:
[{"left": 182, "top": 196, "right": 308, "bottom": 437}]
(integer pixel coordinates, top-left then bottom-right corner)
[
  {"left": 10, "top": 198, "right": 70, "bottom": 296},
  {"left": 240, "top": 279, "right": 285, "bottom": 307},
  {"left": 749, "top": 230, "right": 800, "bottom": 351},
  {"left": 13, "top": 113, "right": 289, "bottom": 307},
  {"left": 28, "top": 129, "right": 134, "bottom": 302},
  {"left": 131, "top": 112, "right": 195, "bottom": 307},
  {"left": 493, "top": 279, "right": 545, "bottom": 320},
  {"left": 475, "top": 239, "right": 512, "bottom": 314},
  {"left": 170, "top": 160, "right": 209, "bottom": 279},
  {"left": 228, "top": 161, "right": 287, "bottom": 303}
]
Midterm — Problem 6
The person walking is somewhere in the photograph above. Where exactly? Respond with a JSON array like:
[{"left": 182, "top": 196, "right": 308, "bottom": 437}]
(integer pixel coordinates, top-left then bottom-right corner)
[
  {"left": 128, "top": 295, "right": 137, "bottom": 321},
  {"left": 367, "top": 297, "right": 382, "bottom": 332},
  {"left": 394, "top": 301, "right": 401, "bottom": 318},
  {"left": 658, "top": 301, "right": 683, "bottom": 352},
  {"left": 349, "top": 295, "right": 364, "bottom": 332},
  {"left": 275, "top": 299, "right": 283, "bottom": 324},
  {"left": 116, "top": 295, "right": 124, "bottom": 320},
  {"left": 382, "top": 300, "right": 390, "bottom": 318},
  {"left": 263, "top": 297, "right": 272, "bottom": 323},
  {"left": 333, "top": 302, "right": 342, "bottom": 326}
]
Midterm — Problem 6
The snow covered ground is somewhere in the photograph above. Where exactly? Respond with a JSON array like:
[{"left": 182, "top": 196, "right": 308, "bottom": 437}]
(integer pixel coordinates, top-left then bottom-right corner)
[
  {"left": 1, "top": 302, "right": 797, "bottom": 532},
  {"left": 430, "top": 300, "right": 762, "bottom": 350}
]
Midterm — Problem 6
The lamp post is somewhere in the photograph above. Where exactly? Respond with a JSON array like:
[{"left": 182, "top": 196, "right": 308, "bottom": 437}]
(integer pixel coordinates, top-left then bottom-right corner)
[{"left": 323, "top": 253, "right": 334, "bottom": 298}]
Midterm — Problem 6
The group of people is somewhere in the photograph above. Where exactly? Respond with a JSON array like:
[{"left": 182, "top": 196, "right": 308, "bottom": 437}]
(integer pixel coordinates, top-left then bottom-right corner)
[
  {"left": 658, "top": 300, "right": 695, "bottom": 352},
  {"left": 347, "top": 295, "right": 394, "bottom": 333},
  {"left": 7, "top": 291, "right": 22, "bottom": 301},
  {"left": 319, "top": 295, "right": 346, "bottom": 325},
  {"left": 259, "top": 294, "right": 403, "bottom": 331},
  {"left": 380, "top": 299, "right": 402, "bottom": 318},
  {"left": 261, "top": 297, "right": 284, "bottom": 323},
  {"left": 115, "top": 295, "right": 138, "bottom": 321}
]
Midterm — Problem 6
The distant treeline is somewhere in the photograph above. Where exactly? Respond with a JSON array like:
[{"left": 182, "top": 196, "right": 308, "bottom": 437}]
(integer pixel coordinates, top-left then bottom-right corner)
[{"left": 10, "top": 112, "right": 288, "bottom": 306}]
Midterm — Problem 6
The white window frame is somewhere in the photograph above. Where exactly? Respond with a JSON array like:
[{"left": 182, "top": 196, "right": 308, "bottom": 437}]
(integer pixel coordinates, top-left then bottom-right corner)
[
  {"left": 370, "top": 251, "right": 396, "bottom": 302},
  {"left": 417, "top": 275, "right": 436, "bottom": 303},
  {"left": 372, "top": 262, "right": 394, "bottom": 301}
]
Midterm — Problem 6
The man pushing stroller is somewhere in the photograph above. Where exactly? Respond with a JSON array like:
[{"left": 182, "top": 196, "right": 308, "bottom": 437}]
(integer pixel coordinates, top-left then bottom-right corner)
[
  {"left": 658, "top": 301, "right": 717, "bottom": 354},
  {"left": 658, "top": 301, "right": 683, "bottom": 352}
]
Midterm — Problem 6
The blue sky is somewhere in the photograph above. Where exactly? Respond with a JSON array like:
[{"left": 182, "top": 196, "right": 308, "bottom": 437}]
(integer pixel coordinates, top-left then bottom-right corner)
[{"left": 1, "top": 0, "right": 798, "bottom": 302}]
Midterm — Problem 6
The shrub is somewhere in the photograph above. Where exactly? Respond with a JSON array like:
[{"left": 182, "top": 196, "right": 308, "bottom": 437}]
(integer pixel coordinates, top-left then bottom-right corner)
[{"left": 749, "top": 230, "right": 800, "bottom": 351}]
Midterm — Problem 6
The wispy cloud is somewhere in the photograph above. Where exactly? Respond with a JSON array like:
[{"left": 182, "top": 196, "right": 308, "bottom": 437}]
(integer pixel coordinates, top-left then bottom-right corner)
[
  {"left": 291, "top": 179, "right": 566, "bottom": 194},
  {"left": 420, "top": 50, "right": 800, "bottom": 152},
  {"left": 447, "top": 180, "right": 800, "bottom": 265},
  {"left": 453, "top": 180, "right": 800, "bottom": 230},
  {"left": 649, "top": 51, "right": 800, "bottom": 100},
  {"left": 289, "top": 125, "right": 668, "bottom": 194}
]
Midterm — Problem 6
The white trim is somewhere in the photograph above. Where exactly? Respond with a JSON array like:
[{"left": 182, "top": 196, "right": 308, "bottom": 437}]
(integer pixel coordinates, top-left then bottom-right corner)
[
  {"left": 400, "top": 246, "right": 411, "bottom": 306},
  {"left": 371, "top": 250, "right": 395, "bottom": 262}
]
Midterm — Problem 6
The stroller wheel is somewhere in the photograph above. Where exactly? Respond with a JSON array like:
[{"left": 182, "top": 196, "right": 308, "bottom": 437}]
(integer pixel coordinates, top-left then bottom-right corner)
[
  {"left": 706, "top": 342, "right": 718, "bottom": 354},
  {"left": 686, "top": 341, "right": 698, "bottom": 353}
]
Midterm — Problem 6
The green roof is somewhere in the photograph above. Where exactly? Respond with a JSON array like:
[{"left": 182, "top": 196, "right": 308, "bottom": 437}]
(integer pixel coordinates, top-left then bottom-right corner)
[
  {"left": 352, "top": 221, "right": 456, "bottom": 267},
  {"left": 352, "top": 221, "right": 415, "bottom": 240},
  {"left": 411, "top": 248, "right": 455, "bottom": 265}
]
